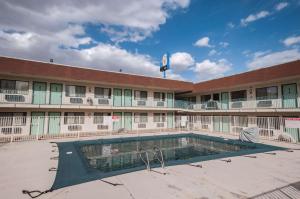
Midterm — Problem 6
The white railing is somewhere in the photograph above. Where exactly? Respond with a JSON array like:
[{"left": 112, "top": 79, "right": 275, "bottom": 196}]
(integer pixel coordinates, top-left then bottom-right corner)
[
  {"left": 195, "top": 95, "right": 299, "bottom": 111},
  {"left": 0, "top": 115, "right": 299, "bottom": 143}
]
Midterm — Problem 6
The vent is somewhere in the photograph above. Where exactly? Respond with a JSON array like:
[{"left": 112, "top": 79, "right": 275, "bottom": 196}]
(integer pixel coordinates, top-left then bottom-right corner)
[
  {"left": 97, "top": 125, "right": 109, "bottom": 130},
  {"left": 257, "top": 100, "right": 272, "bottom": 107},
  {"left": 98, "top": 99, "right": 109, "bottom": 105},
  {"left": 231, "top": 102, "right": 243, "bottom": 108},
  {"left": 156, "top": 101, "right": 164, "bottom": 107},
  {"left": 156, "top": 123, "right": 164, "bottom": 127},
  {"left": 201, "top": 124, "right": 209, "bottom": 129},
  {"left": 137, "top": 101, "right": 146, "bottom": 106},
  {"left": 5, "top": 95, "right": 25, "bottom": 102},
  {"left": 138, "top": 123, "right": 146, "bottom": 128},
  {"left": 70, "top": 98, "right": 83, "bottom": 104},
  {"left": 68, "top": 125, "right": 82, "bottom": 131}
]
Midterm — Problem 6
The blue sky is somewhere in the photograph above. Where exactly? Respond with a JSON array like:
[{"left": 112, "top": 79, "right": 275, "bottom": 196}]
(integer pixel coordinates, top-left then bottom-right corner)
[{"left": 0, "top": 0, "right": 300, "bottom": 82}]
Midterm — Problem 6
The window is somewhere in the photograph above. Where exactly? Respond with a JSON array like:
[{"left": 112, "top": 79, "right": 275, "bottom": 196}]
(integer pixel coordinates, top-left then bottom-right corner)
[
  {"left": 201, "top": 95, "right": 211, "bottom": 103},
  {"left": 0, "top": 112, "right": 27, "bottom": 126},
  {"left": 134, "top": 113, "right": 148, "bottom": 123},
  {"left": 94, "top": 112, "right": 111, "bottom": 124},
  {"left": 154, "top": 92, "right": 165, "bottom": 101},
  {"left": 0, "top": 80, "right": 29, "bottom": 94},
  {"left": 153, "top": 113, "right": 166, "bottom": 122},
  {"left": 94, "top": 87, "right": 111, "bottom": 99},
  {"left": 213, "top": 93, "right": 220, "bottom": 101},
  {"left": 64, "top": 112, "right": 84, "bottom": 124},
  {"left": 134, "top": 90, "right": 147, "bottom": 100},
  {"left": 231, "top": 90, "right": 247, "bottom": 102},
  {"left": 256, "top": 86, "right": 278, "bottom": 100},
  {"left": 66, "top": 85, "right": 86, "bottom": 97}
]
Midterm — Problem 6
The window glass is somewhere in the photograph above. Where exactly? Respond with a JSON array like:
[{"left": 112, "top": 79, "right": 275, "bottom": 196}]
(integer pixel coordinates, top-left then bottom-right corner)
[
  {"left": 66, "top": 85, "right": 86, "bottom": 97},
  {"left": 64, "top": 112, "right": 84, "bottom": 124},
  {"left": 154, "top": 92, "right": 160, "bottom": 101},
  {"left": 153, "top": 113, "right": 160, "bottom": 122},
  {"left": 154, "top": 92, "right": 166, "bottom": 101},
  {"left": 201, "top": 95, "right": 211, "bottom": 103},
  {"left": 94, "top": 112, "right": 104, "bottom": 124},
  {"left": 134, "top": 113, "right": 148, "bottom": 123},
  {"left": 256, "top": 86, "right": 278, "bottom": 100},
  {"left": 0, "top": 80, "right": 29, "bottom": 94},
  {"left": 140, "top": 113, "right": 148, "bottom": 123},
  {"left": 134, "top": 91, "right": 147, "bottom": 100},
  {"left": 95, "top": 87, "right": 111, "bottom": 98},
  {"left": 231, "top": 90, "right": 247, "bottom": 101}
]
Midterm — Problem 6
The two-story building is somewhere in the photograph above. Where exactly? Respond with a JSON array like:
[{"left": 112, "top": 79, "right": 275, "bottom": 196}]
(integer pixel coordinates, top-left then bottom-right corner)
[{"left": 0, "top": 56, "right": 299, "bottom": 142}]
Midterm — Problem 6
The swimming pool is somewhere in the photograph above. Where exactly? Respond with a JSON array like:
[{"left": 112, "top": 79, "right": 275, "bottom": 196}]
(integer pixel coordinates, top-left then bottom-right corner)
[{"left": 52, "top": 133, "right": 282, "bottom": 190}]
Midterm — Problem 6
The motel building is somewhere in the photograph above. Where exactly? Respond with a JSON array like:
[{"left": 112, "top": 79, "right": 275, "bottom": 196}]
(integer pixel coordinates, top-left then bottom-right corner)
[{"left": 0, "top": 56, "right": 300, "bottom": 143}]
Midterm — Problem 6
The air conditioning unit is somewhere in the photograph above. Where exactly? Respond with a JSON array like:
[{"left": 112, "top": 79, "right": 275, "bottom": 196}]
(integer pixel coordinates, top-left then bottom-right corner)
[
  {"left": 257, "top": 100, "right": 272, "bottom": 107},
  {"left": 156, "top": 101, "right": 164, "bottom": 107},
  {"left": 231, "top": 102, "right": 243, "bottom": 108},
  {"left": 137, "top": 101, "right": 146, "bottom": 106},
  {"left": 201, "top": 124, "right": 209, "bottom": 129},
  {"left": 156, "top": 123, "right": 164, "bottom": 127},
  {"left": 70, "top": 98, "right": 83, "bottom": 104},
  {"left": 98, "top": 99, "right": 109, "bottom": 105},
  {"left": 68, "top": 125, "right": 82, "bottom": 131},
  {"left": 138, "top": 123, "right": 146, "bottom": 128},
  {"left": 87, "top": 97, "right": 93, "bottom": 105},
  {"left": 5, "top": 95, "right": 25, "bottom": 102},
  {"left": 97, "top": 125, "right": 109, "bottom": 130}
]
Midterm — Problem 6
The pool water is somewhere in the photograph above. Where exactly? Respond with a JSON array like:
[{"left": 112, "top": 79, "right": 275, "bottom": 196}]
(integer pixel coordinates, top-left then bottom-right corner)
[{"left": 80, "top": 135, "right": 255, "bottom": 172}]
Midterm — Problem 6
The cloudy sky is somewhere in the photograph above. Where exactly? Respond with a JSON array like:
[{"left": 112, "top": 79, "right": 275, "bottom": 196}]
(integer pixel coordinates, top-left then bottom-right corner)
[{"left": 0, "top": 0, "right": 300, "bottom": 82}]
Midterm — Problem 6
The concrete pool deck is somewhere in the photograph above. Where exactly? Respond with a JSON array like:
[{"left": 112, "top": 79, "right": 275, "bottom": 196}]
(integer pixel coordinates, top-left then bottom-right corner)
[{"left": 0, "top": 131, "right": 300, "bottom": 199}]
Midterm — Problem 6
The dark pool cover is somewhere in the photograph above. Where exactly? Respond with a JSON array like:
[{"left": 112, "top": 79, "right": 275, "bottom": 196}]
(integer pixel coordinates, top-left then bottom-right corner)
[{"left": 51, "top": 133, "right": 283, "bottom": 190}]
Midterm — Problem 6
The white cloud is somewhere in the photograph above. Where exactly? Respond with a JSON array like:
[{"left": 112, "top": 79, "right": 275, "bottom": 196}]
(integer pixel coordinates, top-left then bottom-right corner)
[
  {"left": 282, "top": 35, "right": 300, "bottom": 46},
  {"left": 194, "top": 37, "right": 212, "bottom": 48},
  {"left": 219, "top": 42, "right": 229, "bottom": 48},
  {"left": 193, "top": 59, "right": 232, "bottom": 81},
  {"left": 0, "top": 0, "right": 190, "bottom": 43},
  {"left": 170, "top": 52, "right": 195, "bottom": 72},
  {"left": 0, "top": 29, "right": 185, "bottom": 80},
  {"left": 208, "top": 49, "right": 217, "bottom": 56},
  {"left": 227, "top": 22, "right": 235, "bottom": 29},
  {"left": 275, "top": 2, "right": 289, "bottom": 11},
  {"left": 247, "top": 49, "right": 300, "bottom": 70},
  {"left": 0, "top": 0, "right": 190, "bottom": 80},
  {"left": 241, "top": 11, "right": 270, "bottom": 26}
]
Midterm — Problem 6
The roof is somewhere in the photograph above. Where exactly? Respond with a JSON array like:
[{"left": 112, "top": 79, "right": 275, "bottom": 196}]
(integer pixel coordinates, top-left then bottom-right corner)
[
  {"left": 193, "top": 60, "right": 300, "bottom": 93},
  {"left": 0, "top": 56, "right": 299, "bottom": 93},
  {"left": 0, "top": 56, "right": 193, "bottom": 92}
]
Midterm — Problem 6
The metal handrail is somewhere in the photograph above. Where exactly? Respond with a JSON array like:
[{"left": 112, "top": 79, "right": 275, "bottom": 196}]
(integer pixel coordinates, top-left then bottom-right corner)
[
  {"left": 153, "top": 146, "right": 165, "bottom": 169},
  {"left": 139, "top": 151, "right": 150, "bottom": 171}
]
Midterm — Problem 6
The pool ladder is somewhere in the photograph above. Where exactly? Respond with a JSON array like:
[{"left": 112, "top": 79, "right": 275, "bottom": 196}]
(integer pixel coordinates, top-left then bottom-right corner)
[
  {"left": 139, "top": 151, "right": 151, "bottom": 171},
  {"left": 153, "top": 146, "right": 165, "bottom": 169},
  {"left": 139, "top": 147, "right": 165, "bottom": 171}
]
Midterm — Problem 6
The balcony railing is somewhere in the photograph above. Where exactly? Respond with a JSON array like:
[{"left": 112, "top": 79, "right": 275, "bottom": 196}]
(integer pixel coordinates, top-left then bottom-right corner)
[
  {"left": 0, "top": 92, "right": 299, "bottom": 110},
  {"left": 0, "top": 115, "right": 299, "bottom": 143}
]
